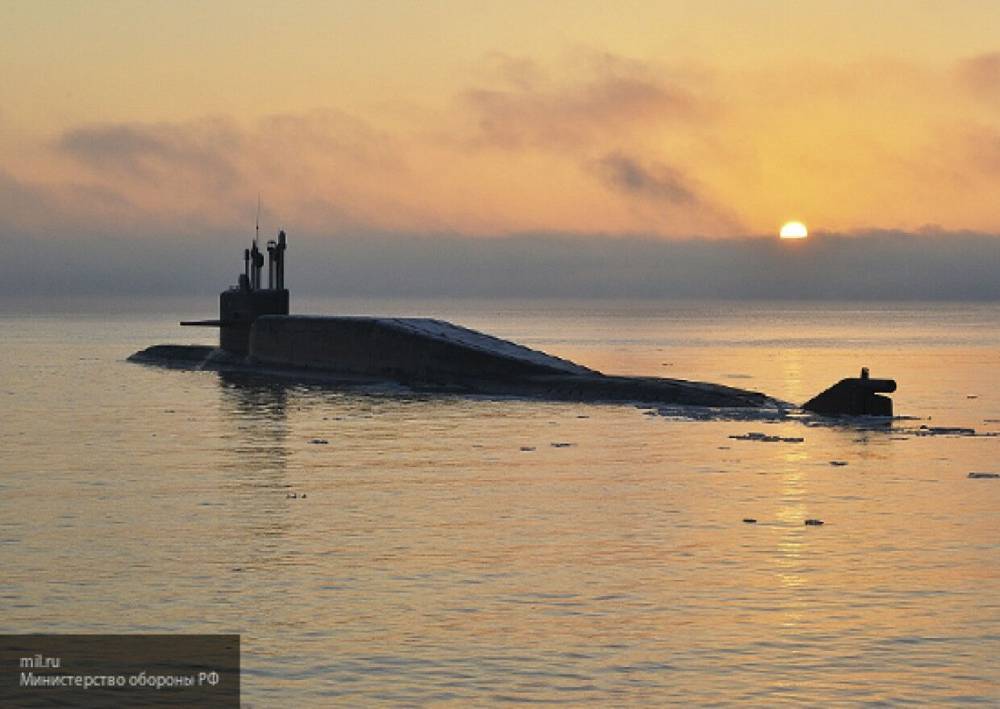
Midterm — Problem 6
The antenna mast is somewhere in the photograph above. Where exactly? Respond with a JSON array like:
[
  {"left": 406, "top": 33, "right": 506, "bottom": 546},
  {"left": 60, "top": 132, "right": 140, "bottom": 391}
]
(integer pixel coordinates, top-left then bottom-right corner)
[{"left": 255, "top": 193, "right": 261, "bottom": 246}]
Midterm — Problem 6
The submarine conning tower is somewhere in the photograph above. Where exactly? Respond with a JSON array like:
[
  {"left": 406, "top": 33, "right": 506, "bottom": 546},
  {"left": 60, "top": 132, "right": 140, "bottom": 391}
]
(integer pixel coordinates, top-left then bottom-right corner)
[{"left": 181, "top": 230, "right": 289, "bottom": 355}]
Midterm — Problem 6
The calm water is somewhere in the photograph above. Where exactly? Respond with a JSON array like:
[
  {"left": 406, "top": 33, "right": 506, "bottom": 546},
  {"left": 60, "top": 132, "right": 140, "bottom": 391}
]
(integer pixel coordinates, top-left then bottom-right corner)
[{"left": 2, "top": 298, "right": 998, "bottom": 705}]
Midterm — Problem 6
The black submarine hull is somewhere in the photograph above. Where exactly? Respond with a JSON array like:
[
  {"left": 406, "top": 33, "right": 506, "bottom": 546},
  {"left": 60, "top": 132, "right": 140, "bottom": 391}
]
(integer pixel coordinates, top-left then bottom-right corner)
[
  {"left": 131, "top": 315, "right": 778, "bottom": 410},
  {"left": 139, "top": 231, "right": 892, "bottom": 416}
]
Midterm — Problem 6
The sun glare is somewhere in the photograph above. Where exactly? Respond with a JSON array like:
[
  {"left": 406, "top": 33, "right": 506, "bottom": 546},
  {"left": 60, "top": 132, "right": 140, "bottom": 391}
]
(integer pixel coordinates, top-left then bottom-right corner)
[{"left": 779, "top": 221, "right": 808, "bottom": 239}]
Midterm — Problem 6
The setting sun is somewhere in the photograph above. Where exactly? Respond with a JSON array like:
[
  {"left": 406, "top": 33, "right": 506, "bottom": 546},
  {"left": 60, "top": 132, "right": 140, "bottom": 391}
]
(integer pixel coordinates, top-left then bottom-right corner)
[{"left": 780, "top": 221, "right": 809, "bottom": 239}]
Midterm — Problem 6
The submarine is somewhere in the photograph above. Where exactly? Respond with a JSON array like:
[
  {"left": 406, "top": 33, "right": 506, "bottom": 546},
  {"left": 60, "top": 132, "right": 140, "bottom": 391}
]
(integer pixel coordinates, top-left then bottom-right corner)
[{"left": 129, "top": 230, "right": 895, "bottom": 416}]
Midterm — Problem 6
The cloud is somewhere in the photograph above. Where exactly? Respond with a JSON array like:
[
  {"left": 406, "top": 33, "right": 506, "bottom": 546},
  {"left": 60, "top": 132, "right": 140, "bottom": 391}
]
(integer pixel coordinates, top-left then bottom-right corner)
[
  {"left": 7, "top": 54, "right": 734, "bottom": 238},
  {"left": 444, "top": 52, "right": 739, "bottom": 234},
  {"left": 37, "top": 110, "right": 414, "bottom": 234},
  {"left": 593, "top": 152, "right": 697, "bottom": 205},
  {"left": 460, "top": 53, "right": 707, "bottom": 151},
  {"left": 57, "top": 119, "right": 241, "bottom": 187},
  {"left": 0, "top": 169, "right": 52, "bottom": 229},
  {"left": 0, "top": 167, "right": 135, "bottom": 233},
  {"left": 588, "top": 151, "right": 743, "bottom": 234},
  {"left": 957, "top": 52, "right": 1000, "bottom": 102},
  {"left": 960, "top": 123, "right": 1000, "bottom": 175}
]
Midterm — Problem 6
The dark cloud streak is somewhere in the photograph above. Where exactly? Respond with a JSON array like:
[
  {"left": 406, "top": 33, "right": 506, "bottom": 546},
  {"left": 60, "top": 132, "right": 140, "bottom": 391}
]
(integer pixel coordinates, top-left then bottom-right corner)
[
  {"left": 57, "top": 120, "right": 241, "bottom": 187},
  {"left": 593, "top": 152, "right": 697, "bottom": 205}
]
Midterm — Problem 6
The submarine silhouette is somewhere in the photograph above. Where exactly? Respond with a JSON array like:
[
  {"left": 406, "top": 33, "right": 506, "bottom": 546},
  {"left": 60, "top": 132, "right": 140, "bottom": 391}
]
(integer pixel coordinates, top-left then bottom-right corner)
[{"left": 129, "top": 231, "right": 894, "bottom": 416}]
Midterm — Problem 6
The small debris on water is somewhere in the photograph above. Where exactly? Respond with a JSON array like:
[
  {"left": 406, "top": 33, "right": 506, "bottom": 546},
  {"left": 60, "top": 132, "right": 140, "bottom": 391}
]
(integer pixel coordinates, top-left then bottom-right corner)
[
  {"left": 917, "top": 426, "right": 976, "bottom": 437},
  {"left": 967, "top": 472, "right": 1000, "bottom": 479},
  {"left": 829, "top": 460, "right": 849, "bottom": 467},
  {"left": 730, "top": 432, "right": 804, "bottom": 443},
  {"left": 309, "top": 438, "right": 329, "bottom": 445},
  {"left": 742, "top": 518, "right": 757, "bottom": 524},
  {"left": 804, "top": 519, "right": 824, "bottom": 526}
]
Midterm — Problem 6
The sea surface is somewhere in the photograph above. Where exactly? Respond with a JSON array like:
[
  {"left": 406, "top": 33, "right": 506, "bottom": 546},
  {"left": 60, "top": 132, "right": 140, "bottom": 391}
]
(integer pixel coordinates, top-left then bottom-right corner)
[{"left": 2, "top": 297, "right": 998, "bottom": 705}]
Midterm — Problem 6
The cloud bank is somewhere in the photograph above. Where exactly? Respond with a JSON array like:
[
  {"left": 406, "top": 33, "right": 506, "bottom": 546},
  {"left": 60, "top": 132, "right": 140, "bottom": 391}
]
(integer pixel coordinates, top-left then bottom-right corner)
[{"left": 2, "top": 229, "right": 997, "bottom": 301}]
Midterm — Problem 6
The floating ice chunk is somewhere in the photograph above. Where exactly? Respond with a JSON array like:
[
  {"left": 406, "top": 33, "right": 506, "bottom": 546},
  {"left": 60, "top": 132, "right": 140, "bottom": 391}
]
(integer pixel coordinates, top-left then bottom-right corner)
[
  {"left": 917, "top": 426, "right": 976, "bottom": 436},
  {"left": 729, "top": 433, "right": 804, "bottom": 443}
]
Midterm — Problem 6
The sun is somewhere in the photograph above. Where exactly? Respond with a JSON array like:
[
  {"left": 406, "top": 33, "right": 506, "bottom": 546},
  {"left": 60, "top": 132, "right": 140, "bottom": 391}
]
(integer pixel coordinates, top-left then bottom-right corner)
[{"left": 779, "top": 221, "right": 808, "bottom": 239}]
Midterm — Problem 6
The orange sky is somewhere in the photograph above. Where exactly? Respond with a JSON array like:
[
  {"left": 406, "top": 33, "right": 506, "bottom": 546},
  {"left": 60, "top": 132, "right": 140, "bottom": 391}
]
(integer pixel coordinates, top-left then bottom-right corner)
[{"left": 3, "top": 0, "right": 1000, "bottom": 238}]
